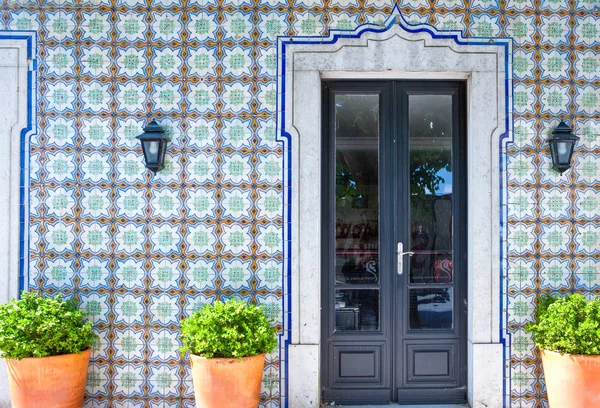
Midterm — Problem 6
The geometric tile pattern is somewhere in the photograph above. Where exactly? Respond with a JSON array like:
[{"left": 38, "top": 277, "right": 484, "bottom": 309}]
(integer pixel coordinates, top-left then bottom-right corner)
[{"left": 1, "top": 0, "right": 598, "bottom": 407}]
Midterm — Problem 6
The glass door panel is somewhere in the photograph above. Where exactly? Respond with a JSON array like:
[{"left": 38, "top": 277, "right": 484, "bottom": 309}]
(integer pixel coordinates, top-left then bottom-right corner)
[
  {"left": 408, "top": 94, "right": 454, "bottom": 285},
  {"left": 334, "top": 94, "right": 380, "bottom": 332},
  {"left": 407, "top": 93, "right": 456, "bottom": 332}
]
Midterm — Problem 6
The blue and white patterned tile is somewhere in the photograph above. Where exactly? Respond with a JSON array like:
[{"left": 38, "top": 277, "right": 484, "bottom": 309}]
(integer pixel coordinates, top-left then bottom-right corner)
[
  {"left": 507, "top": 293, "right": 536, "bottom": 328},
  {"left": 574, "top": 188, "right": 600, "bottom": 220},
  {"left": 576, "top": 119, "right": 600, "bottom": 149},
  {"left": 539, "top": 49, "right": 570, "bottom": 81},
  {"left": 79, "top": 258, "right": 111, "bottom": 290},
  {"left": 149, "top": 293, "right": 182, "bottom": 325},
  {"left": 85, "top": 362, "right": 110, "bottom": 399},
  {"left": 186, "top": 11, "right": 218, "bottom": 42},
  {"left": 184, "top": 259, "right": 217, "bottom": 291},
  {"left": 507, "top": 152, "right": 537, "bottom": 185},
  {"left": 513, "top": 84, "right": 536, "bottom": 115},
  {"left": 80, "top": 293, "right": 111, "bottom": 325},
  {"left": 185, "top": 224, "right": 217, "bottom": 256},
  {"left": 574, "top": 257, "right": 600, "bottom": 290},
  {"left": 539, "top": 223, "right": 571, "bottom": 255},
  {"left": 6, "top": 10, "right": 41, "bottom": 31},
  {"left": 148, "top": 329, "right": 181, "bottom": 363},
  {"left": 510, "top": 363, "right": 538, "bottom": 397},
  {"left": 433, "top": 12, "right": 466, "bottom": 32},
  {"left": 113, "top": 327, "right": 146, "bottom": 361},
  {"left": 539, "top": 258, "right": 570, "bottom": 290},
  {"left": 507, "top": 186, "right": 536, "bottom": 221},
  {"left": 113, "top": 293, "right": 146, "bottom": 325},
  {"left": 44, "top": 82, "right": 76, "bottom": 113},
  {"left": 151, "top": 12, "right": 184, "bottom": 42},
  {"left": 222, "top": 11, "right": 254, "bottom": 41},
  {"left": 540, "top": 84, "right": 570, "bottom": 115},
  {"left": 221, "top": 258, "right": 253, "bottom": 291},
  {"left": 469, "top": 13, "right": 501, "bottom": 37},
  {"left": 507, "top": 258, "right": 536, "bottom": 291},
  {"left": 507, "top": 223, "right": 536, "bottom": 256},
  {"left": 575, "top": 85, "right": 599, "bottom": 115},
  {"left": 149, "top": 259, "right": 182, "bottom": 290},
  {"left": 44, "top": 117, "right": 77, "bottom": 147},
  {"left": 115, "top": 82, "right": 147, "bottom": 113},
  {"left": 539, "top": 188, "right": 571, "bottom": 221},
  {"left": 42, "top": 258, "right": 75, "bottom": 289},
  {"left": 540, "top": 15, "right": 571, "bottom": 46},
  {"left": 152, "top": 47, "right": 185, "bottom": 79},
  {"left": 45, "top": 11, "right": 77, "bottom": 42},
  {"left": 574, "top": 153, "right": 600, "bottom": 185},
  {"left": 574, "top": 223, "right": 600, "bottom": 256},
  {"left": 81, "top": 222, "right": 111, "bottom": 254},
  {"left": 510, "top": 329, "right": 536, "bottom": 361},
  {"left": 574, "top": 16, "right": 599, "bottom": 46},
  {"left": 506, "top": 16, "right": 535, "bottom": 45},
  {"left": 148, "top": 364, "right": 181, "bottom": 397},
  {"left": 115, "top": 258, "right": 146, "bottom": 290},
  {"left": 45, "top": 221, "right": 76, "bottom": 254},
  {"left": 539, "top": 0, "right": 569, "bottom": 11},
  {"left": 512, "top": 49, "right": 536, "bottom": 81},
  {"left": 112, "top": 363, "right": 146, "bottom": 398}
]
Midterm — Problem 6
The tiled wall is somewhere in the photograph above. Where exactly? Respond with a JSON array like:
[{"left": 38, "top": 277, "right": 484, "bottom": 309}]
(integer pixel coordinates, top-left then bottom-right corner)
[{"left": 1, "top": 0, "right": 598, "bottom": 407}]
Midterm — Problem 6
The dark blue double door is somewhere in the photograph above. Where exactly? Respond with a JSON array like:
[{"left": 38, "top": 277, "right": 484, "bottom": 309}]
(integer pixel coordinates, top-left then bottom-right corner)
[{"left": 321, "top": 81, "right": 467, "bottom": 405}]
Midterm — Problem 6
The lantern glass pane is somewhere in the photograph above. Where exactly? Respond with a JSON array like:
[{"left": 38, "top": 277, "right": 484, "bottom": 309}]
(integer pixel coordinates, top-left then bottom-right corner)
[
  {"left": 556, "top": 141, "right": 571, "bottom": 164},
  {"left": 144, "top": 140, "right": 160, "bottom": 163}
]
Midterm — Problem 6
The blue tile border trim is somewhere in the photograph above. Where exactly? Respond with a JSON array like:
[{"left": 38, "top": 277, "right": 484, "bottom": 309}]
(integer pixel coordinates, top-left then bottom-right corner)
[
  {"left": 276, "top": 7, "right": 514, "bottom": 407},
  {"left": 0, "top": 31, "right": 37, "bottom": 298}
]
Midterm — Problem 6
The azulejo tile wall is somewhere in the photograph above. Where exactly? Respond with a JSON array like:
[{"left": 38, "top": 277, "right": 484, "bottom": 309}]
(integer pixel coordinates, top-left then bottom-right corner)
[{"left": 1, "top": 0, "right": 598, "bottom": 406}]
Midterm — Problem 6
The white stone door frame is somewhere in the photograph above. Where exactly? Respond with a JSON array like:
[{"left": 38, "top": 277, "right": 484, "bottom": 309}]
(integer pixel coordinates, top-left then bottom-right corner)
[
  {"left": 0, "top": 32, "right": 35, "bottom": 407},
  {"left": 279, "top": 15, "right": 513, "bottom": 408}
]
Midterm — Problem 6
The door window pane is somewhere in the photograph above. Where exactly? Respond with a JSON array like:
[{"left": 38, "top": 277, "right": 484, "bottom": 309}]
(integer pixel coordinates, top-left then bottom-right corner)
[
  {"left": 335, "top": 289, "right": 380, "bottom": 331},
  {"left": 335, "top": 94, "right": 380, "bottom": 285},
  {"left": 408, "top": 94, "right": 454, "bottom": 284},
  {"left": 409, "top": 288, "right": 453, "bottom": 329}
]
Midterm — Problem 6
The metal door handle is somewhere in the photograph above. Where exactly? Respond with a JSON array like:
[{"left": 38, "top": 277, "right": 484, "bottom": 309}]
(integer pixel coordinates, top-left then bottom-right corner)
[{"left": 397, "top": 242, "right": 414, "bottom": 275}]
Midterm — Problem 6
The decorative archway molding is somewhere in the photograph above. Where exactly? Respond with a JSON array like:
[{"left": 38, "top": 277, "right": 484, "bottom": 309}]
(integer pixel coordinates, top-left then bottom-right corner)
[{"left": 276, "top": 11, "right": 513, "bottom": 408}]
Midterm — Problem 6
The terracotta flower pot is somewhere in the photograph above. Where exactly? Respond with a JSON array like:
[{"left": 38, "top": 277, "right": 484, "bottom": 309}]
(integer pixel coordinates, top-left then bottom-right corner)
[
  {"left": 6, "top": 348, "right": 91, "bottom": 408},
  {"left": 190, "top": 353, "right": 266, "bottom": 408},
  {"left": 541, "top": 349, "right": 600, "bottom": 408}
]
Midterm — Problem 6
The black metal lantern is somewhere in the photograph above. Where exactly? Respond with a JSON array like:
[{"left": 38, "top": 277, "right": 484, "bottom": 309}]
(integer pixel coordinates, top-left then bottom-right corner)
[
  {"left": 137, "top": 120, "right": 169, "bottom": 173},
  {"left": 547, "top": 121, "right": 579, "bottom": 174}
]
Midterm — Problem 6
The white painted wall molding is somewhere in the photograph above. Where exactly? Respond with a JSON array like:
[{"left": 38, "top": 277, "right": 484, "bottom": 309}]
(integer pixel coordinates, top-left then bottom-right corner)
[
  {"left": 0, "top": 32, "right": 36, "bottom": 408},
  {"left": 280, "top": 13, "right": 511, "bottom": 408}
]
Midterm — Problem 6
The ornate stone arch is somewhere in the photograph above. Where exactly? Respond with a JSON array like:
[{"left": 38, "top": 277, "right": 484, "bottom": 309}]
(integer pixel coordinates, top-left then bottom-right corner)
[{"left": 277, "top": 11, "right": 513, "bottom": 408}]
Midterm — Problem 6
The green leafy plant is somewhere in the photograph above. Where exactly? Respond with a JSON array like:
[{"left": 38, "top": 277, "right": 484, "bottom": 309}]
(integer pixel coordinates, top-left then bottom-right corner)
[
  {"left": 180, "top": 298, "right": 278, "bottom": 359},
  {"left": 0, "top": 291, "right": 97, "bottom": 360},
  {"left": 525, "top": 294, "right": 600, "bottom": 355}
]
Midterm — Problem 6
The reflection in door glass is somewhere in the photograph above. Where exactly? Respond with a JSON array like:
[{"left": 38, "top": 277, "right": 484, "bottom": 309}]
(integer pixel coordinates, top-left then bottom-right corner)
[
  {"left": 334, "top": 94, "right": 380, "bottom": 286},
  {"left": 335, "top": 289, "right": 380, "bottom": 331},
  {"left": 408, "top": 94, "right": 454, "bottom": 285},
  {"left": 409, "top": 288, "right": 453, "bottom": 329},
  {"left": 334, "top": 94, "right": 380, "bottom": 332}
]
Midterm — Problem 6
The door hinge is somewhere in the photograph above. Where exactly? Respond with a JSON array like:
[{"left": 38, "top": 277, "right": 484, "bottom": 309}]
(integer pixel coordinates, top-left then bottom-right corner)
[{"left": 463, "top": 297, "right": 468, "bottom": 314}]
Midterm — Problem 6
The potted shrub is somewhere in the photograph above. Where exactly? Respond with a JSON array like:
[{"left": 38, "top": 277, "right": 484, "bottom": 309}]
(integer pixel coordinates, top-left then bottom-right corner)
[
  {"left": 180, "top": 298, "right": 277, "bottom": 408},
  {"left": 0, "top": 291, "right": 97, "bottom": 408},
  {"left": 525, "top": 293, "right": 600, "bottom": 407}
]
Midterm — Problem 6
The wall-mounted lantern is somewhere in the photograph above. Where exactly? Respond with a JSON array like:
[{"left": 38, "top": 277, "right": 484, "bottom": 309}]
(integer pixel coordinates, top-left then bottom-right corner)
[
  {"left": 137, "top": 120, "right": 169, "bottom": 173},
  {"left": 547, "top": 121, "right": 579, "bottom": 174}
]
